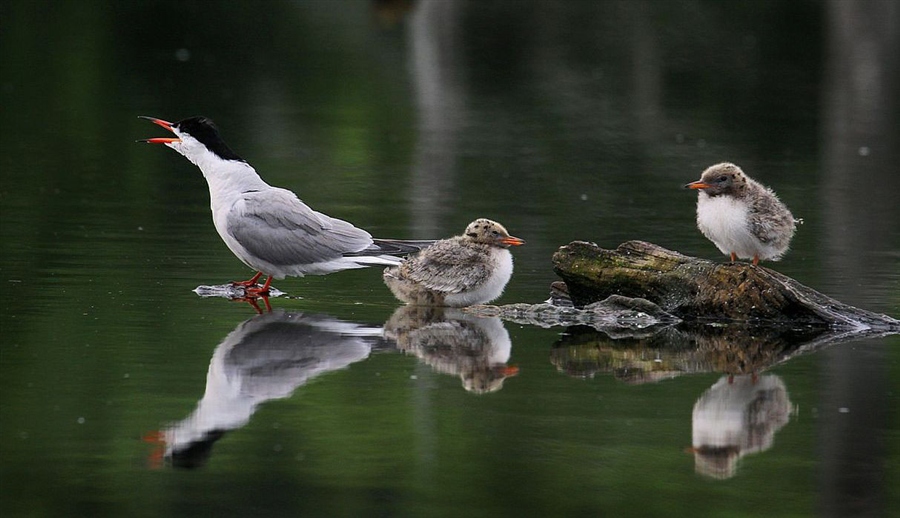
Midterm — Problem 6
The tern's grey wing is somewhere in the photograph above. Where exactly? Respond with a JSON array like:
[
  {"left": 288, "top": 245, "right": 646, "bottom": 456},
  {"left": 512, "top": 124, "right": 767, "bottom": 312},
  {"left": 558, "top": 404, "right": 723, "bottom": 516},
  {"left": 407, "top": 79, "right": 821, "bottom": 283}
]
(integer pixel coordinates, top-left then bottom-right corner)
[
  {"left": 227, "top": 189, "right": 374, "bottom": 266},
  {"left": 404, "top": 241, "right": 489, "bottom": 293}
]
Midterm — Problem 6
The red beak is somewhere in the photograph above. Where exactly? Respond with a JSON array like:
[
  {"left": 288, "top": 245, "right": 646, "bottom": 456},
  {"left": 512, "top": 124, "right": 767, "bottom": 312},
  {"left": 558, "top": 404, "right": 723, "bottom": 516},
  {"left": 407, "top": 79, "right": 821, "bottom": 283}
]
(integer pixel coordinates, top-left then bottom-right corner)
[
  {"left": 684, "top": 180, "right": 711, "bottom": 190},
  {"left": 138, "top": 116, "right": 180, "bottom": 144}
]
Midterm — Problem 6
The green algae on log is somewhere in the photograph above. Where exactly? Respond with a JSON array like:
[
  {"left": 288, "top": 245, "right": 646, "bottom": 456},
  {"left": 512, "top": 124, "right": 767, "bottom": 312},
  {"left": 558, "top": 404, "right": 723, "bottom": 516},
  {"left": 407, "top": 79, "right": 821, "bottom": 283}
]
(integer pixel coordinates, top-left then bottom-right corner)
[{"left": 552, "top": 240, "right": 900, "bottom": 329}]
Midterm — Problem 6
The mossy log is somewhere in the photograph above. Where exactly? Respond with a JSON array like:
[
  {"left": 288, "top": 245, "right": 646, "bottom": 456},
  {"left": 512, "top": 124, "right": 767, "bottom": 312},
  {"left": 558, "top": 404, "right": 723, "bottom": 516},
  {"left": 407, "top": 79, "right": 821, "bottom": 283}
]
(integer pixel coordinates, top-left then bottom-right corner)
[{"left": 552, "top": 240, "right": 899, "bottom": 329}]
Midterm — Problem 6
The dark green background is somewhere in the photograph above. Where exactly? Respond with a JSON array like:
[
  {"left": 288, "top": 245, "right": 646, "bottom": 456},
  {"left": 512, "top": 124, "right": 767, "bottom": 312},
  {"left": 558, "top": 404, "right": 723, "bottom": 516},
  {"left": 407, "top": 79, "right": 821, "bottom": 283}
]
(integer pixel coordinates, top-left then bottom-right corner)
[{"left": 1, "top": 1, "right": 898, "bottom": 516}]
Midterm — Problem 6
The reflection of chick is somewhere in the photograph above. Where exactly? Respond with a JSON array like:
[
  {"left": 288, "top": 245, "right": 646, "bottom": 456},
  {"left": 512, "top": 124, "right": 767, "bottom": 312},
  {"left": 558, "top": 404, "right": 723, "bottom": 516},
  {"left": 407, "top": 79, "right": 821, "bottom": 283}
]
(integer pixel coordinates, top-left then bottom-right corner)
[
  {"left": 691, "top": 374, "right": 792, "bottom": 479},
  {"left": 146, "top": 310, "right": 380, "bottom": 468},
  {"left": 383, "top": 218, "right": 524, "bottom": 306},
  {"left": 384, "top": 306, "right": 518, "bottom": 393}
]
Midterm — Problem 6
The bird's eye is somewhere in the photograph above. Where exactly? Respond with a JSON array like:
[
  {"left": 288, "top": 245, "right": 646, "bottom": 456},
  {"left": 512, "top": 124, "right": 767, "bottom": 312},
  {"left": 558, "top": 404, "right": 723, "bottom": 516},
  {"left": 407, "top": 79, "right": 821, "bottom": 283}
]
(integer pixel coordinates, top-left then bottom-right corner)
[
  {"left": 492, "top": 230, "right": 500, "bottom": 236},
  {"left": 718, "top": 175, "right": 728, "bottom": 182}
]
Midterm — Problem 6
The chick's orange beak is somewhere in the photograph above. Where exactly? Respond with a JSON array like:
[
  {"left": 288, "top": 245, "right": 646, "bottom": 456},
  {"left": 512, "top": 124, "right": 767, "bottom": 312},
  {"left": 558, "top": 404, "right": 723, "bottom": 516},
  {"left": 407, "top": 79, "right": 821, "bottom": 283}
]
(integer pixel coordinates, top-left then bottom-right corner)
[
  {"left": 501, "top": 236, "right": 525, "bottom": 246},
  {"left": 498, "top": 365, "right": 520, "bottom": 377},
  {"left": 684, "top": 180, "right": 711, "bottom": 190}
]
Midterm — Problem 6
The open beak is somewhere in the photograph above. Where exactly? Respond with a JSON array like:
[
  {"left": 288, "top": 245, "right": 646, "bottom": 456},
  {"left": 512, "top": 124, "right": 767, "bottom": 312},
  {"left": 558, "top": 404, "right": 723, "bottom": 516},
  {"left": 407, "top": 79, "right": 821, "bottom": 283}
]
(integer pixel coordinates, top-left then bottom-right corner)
[
  {"left": 137, "top": 116, "right": 180, "bottom": 144},
  {"left": 500, "top": 236, "right": 525, "bottom": 247},
  {"left": 684, "top": 180, "right": 711, "bottom": 190}
]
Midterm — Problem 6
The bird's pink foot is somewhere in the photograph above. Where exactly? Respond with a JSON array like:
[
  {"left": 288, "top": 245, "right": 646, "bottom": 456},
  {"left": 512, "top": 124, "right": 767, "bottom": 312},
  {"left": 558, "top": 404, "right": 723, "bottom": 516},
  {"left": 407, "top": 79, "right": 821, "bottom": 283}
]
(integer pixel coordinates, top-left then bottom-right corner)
[
  {"left": 729, "top": 252, "right": 737, "bottom": 263},
  {"left": 752, "top": 255, "right": 760, "bottom": 266}
]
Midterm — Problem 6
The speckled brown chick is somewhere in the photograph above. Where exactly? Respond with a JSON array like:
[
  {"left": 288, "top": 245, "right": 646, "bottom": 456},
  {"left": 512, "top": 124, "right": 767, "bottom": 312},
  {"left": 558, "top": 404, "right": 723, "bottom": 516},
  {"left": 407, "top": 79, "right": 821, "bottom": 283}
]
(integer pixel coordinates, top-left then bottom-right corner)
[
  {"left": 383, "top": 219, "right": 524, "bottom": 306},
  {"left": 685, "top": 163, "right": 798, "bottom": 265}
]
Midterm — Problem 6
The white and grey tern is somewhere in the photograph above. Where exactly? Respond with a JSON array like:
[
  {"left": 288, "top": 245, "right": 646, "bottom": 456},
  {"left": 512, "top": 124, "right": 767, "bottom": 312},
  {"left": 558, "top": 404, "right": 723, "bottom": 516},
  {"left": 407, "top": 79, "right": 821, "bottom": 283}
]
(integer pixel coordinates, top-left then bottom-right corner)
[{"left": 139, "top": 116, "right": 433, "bottom": 295}]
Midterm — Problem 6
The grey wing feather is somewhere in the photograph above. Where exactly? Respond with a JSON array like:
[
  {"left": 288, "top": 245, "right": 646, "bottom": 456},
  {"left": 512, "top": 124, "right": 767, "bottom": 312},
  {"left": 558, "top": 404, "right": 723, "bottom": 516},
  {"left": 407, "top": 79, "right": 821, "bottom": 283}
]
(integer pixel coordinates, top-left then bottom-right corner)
[
  {"left": 348, "top": 239, "right": 437, "bottom": 257},
  {"left": 748, "top": 187, "right": 795, "bottom": 245},
  {"left": 403, "top": 241, "right": 488, "bottom": 293},
  {"left": 227, "top": 189, "right": 374, "bottom": 266}
]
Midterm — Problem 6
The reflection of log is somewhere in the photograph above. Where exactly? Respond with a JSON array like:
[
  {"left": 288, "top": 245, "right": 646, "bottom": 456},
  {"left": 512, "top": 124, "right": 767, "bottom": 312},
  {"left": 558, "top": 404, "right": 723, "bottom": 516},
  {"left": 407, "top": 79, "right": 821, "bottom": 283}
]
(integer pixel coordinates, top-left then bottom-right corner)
[
  {"left": 549, "top": 324, "right": 831, "bottom": 382},
  {"left": 552, "top": 241, "right": 900, "bottom": 329}
]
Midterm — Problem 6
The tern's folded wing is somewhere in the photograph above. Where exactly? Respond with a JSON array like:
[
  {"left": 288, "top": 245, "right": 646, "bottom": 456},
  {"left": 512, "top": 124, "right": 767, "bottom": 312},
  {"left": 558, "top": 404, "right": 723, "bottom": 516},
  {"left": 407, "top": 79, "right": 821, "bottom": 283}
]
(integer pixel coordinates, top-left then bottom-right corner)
[{"left": 226, "top": 188, "right": 374, "bottom": 266}]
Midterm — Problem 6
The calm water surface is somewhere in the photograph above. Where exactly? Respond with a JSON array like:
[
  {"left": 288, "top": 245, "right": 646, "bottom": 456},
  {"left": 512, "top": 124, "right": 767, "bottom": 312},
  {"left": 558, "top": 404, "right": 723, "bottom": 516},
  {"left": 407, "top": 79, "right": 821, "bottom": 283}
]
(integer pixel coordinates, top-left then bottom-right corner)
[{"left": 2, "top": 1, "right": 898, "bottom": 517}]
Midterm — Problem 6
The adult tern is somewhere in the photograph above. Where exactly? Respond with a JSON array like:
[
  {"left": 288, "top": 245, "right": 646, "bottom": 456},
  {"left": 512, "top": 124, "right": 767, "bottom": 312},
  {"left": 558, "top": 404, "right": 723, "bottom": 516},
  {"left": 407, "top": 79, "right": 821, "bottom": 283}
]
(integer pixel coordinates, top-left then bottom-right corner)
[{"left": 139, "top": 116, "right": 433, "bottom": 295}]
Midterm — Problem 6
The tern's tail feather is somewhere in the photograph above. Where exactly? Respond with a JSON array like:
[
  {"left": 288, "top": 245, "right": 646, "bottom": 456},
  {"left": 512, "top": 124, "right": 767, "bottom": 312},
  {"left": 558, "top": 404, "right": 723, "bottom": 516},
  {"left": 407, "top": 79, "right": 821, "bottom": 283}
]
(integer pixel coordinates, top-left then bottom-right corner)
[{"left": 347, "top": 239, "right": 435, "bottom": 258}]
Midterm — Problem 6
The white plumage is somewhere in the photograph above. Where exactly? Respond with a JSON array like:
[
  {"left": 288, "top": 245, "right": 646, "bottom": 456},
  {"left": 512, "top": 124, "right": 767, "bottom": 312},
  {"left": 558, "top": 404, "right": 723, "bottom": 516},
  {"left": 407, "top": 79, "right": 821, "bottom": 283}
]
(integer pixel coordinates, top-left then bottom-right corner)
[
  {"left": 140, "top": 116, "right": 432, "bottom": 294},
  {"left": 686, "top": 162, "right": 798, "bottom": 265}
]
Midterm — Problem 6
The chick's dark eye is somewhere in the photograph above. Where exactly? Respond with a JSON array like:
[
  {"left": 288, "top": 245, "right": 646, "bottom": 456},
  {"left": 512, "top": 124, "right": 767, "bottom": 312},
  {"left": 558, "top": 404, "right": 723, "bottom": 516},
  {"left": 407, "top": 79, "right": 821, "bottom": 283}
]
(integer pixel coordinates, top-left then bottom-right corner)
[
  {"left": 492, "top": 230, "right": 500, "bottom": 236},
  {"left": 718, "top": 175, "right": 728, "bottom": 182}
]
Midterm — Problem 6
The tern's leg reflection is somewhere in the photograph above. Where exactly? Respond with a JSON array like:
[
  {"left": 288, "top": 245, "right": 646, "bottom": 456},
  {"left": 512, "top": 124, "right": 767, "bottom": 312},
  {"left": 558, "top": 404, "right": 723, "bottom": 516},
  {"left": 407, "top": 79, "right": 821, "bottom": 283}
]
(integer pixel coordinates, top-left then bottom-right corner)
[{"left": 234, "top": 295, "right": 272, "bottom": 314}]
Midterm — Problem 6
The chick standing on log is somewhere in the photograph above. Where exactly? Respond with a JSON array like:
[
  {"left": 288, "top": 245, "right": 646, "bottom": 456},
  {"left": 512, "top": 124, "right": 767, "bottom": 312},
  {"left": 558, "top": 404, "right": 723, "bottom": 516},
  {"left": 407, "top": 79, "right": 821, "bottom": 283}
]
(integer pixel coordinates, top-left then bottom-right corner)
[
  {"left": 383, "top": 219, "right": 525, "bottom": 306},
  {"left": 685, "top": 163, "right": 798, "bottom": 266}
]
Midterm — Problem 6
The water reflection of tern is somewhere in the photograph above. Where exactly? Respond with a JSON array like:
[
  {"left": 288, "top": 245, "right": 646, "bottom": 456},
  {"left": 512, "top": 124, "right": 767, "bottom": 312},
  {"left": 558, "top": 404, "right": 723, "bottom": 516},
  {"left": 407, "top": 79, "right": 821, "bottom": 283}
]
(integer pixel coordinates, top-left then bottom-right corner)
[
  {"left": 383, "top": 306, "right": 519, "bottom": 394},
  {"left": 691, "top": 374, "right": 792, "bottom": 479},
  {"left": 146, "top": 310, "right": 384, "bottom": 468}
]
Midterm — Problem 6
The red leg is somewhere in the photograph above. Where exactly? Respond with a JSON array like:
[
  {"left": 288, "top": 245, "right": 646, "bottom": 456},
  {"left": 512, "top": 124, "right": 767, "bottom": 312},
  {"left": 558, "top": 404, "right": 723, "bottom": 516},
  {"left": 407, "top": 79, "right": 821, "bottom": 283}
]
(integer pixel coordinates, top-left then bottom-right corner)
[
  {"left": 232, "top": 272, "right": 263, "bottom": 287},
  {"left": 729, "top": 252, "right": 737, "bottom": 262},
  {"left": 752, "top": 255, "right": 759, "bottom": 266},
  {"left": 245, "top": 275, "right": 272, "bottom": 297}
]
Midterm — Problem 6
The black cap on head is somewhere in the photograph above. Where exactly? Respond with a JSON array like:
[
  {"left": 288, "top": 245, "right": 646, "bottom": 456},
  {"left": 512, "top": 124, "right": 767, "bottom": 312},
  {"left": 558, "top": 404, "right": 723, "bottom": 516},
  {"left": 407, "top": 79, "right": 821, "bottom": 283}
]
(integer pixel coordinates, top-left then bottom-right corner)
[{"left": 174, "top": 117, "right": 245, "bottom": 162}]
